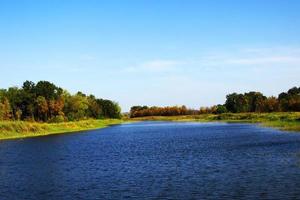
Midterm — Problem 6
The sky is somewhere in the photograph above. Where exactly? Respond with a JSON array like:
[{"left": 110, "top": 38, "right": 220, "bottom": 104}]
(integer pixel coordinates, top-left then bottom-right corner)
[{"left": 0, "top": 0, "right": 300, "bottom": 111}]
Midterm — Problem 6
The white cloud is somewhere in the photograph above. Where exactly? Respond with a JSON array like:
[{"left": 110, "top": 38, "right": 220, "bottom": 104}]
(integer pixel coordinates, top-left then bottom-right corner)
[
  {"left": 122, "top": 46, "right": 300, "bottom": 75},
  {"left": 196, "top": 47, "right": 300, "bottom": 68}
]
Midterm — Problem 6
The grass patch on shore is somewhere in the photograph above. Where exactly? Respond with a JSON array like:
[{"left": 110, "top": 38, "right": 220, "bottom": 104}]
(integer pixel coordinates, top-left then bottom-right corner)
[
  {"left": 1, "top": 112, "right": 300, "bottom": 141},
  {"left": 130, "top": 112, "right": 300, "bottom": 132},
  {"left": 0, "top": 119, "right": 123, "bottom": 140}
]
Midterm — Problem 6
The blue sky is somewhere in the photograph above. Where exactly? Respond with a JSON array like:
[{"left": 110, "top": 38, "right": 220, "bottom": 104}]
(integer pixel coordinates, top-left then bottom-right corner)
[{"left": 1, "top": 0, "right": 300, "bottom": 111}]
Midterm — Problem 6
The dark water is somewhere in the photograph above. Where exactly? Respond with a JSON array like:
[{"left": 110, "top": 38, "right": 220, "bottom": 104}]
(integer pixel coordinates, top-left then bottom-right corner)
[{"left": 1, "top": 122, "right": 300, "bottom": 200}]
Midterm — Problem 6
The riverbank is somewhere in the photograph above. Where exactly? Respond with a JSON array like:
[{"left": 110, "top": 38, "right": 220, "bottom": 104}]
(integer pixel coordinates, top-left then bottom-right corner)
[
  {"left": 130, "top": 112, "right": 300, "bottom": 132},
  {"left": 0, "top": 119, "right": 123, "bottom": 140},
  {"left": 1, "top": 113, "right": 300, "bottom": 140}
]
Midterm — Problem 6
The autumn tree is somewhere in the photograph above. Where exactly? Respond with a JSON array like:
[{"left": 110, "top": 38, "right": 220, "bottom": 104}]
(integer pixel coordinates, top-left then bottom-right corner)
[
  {"left": 263, "top": 97, "right": 279, "bottom": 112},
  {"left": 130, "top": 105, "right": 199, "bottom": 118},
  {"left": 36, "top": 96, "right": 48, "bottom": 121},
  {"left": 0, "top": 97, "right": 12, "bottom": 120},
  {"left": 0, "top": 80, "right": 122, "bottom": 122},
  {"left": 278, "top": 87, "right": 300, "bottom": 111},
  {"left": 5, "top": 87, "right": 23, "bottom": 120}
]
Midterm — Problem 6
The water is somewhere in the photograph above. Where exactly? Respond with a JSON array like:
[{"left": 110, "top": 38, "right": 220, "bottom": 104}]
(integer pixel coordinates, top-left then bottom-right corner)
[{"left": 1, "top": 121, "right": 300, "bottom": 200}]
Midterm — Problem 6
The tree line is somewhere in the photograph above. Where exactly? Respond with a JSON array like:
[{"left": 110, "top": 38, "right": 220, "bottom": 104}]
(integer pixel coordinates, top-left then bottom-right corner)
[
  {"left": 0, "top": 81, "right": 121, "bottom": 122},
  {"left": 130, "top": 86, "right": 300, "bottom": 118},
  {"left": 130, "top": 105, "right": 199, "bottom": 118}
]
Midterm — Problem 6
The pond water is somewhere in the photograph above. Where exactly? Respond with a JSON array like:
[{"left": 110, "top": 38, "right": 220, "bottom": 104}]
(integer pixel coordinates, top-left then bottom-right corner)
[{"left": 1, "top": 121, "right": 300, "bottom": 199}]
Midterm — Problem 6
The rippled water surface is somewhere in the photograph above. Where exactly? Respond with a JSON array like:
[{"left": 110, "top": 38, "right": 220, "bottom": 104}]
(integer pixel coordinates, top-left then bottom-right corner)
[{"left": 1, "top": 121, "right": 300, "bottom": 199}]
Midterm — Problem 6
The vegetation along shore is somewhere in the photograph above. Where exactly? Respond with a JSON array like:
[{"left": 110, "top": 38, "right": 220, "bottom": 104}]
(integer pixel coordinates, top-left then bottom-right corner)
[
  {"left": 0, "top": 119, "right": 123, "bottom": 140},
  {"left": 0, "top": 80, "right": 122, "bottom": 140},
  {"left": 0, "top": 81, "right": 300, "bottom": 140},
  {"left": 129, "top": 112, "right": 300, "bottom": 132},
  {"left": 129, "top": 86, "right": 300, "bottom": 131}
]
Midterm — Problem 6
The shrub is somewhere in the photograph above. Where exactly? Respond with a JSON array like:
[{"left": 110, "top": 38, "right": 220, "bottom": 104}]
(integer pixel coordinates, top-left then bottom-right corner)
[{"left": 48, "top": 115, "right": 65, "bottom": 123}]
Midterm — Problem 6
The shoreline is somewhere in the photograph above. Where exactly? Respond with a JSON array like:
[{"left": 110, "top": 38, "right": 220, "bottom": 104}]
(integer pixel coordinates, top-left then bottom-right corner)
[
  {"left": 0, "top": 119, "right": 124, "bottom": 141},
  {"left": 1, "top": 112, "right": 300, "bottom": 141},
  {"left": 128, "top": 112, "right": 300, "bottom": 132}
]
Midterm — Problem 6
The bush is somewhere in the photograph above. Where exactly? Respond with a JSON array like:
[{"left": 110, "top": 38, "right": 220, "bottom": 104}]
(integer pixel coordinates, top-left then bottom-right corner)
[
  {"left": 215, "top": 105, "right": 227, "bottom": 114},
  {"left": 48, "top": 115, "right": 65, "bottom": 123}
]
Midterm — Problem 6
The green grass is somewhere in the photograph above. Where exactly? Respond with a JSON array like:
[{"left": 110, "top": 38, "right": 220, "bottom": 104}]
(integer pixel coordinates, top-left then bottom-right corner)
[
  {"left": 130, "top": 112, "right": 300, "bottom": 132},
  {"left": 0, "top": 119, "right": 124, "bottom": 140},
  {"left": 1, "top": 112, "right": 300, "bottom": 141}
]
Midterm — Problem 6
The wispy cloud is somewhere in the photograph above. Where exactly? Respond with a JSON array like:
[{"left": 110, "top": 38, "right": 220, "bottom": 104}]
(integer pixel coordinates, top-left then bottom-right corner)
[
  {"left": 122, "top": 47, "right": 300, "bottom": 75},
  {"left": 196, "top": 47, "right": 300, "bottom": 68},
  {"left": 125, "top": 59, "right": 183, "bottom": 72},
  {"left": 200, "top": 55, "right": 300, "bottom": 67},
  {"left": 224, "top": 56, "right": 300, "bottom": 65}
]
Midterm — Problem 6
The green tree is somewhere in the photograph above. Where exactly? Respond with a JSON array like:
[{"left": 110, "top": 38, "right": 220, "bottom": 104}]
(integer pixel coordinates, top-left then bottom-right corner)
[
  {"left": 87, "top": 95, "right": 102, "bottom": 118},
  {"left": 35, "top": 81, "right": 62, "bottom": 100},
  {"left": 64, "top": 93, "right": 89, "bottom": 120},
  {"left": 97, "top": 99, "right": 121, "bottom": 118},
  {"left": 244, "top": 92, "right": 266, "bottom": 112},
  {"left": 215, "top": 104, "right": 227, "bottom": 114},
  {"left": 21, "top": 81, "right": 37, "bottom": 120}
]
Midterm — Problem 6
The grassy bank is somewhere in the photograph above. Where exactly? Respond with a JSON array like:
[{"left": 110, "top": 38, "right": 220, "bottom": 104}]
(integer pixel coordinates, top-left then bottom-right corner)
[
  {"left": 130, "top": 112, "right": 300, "bottom": 132},
  {"left": 0, "top": 119, "right": 123, "bottom": 140},
  {"left": 1, "top": 113, "right": 300, "bottom": 141}
]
